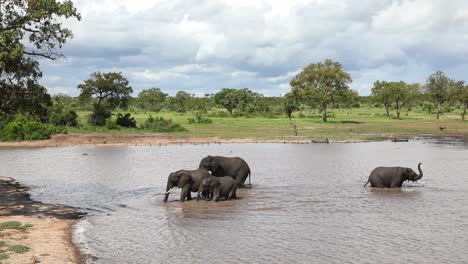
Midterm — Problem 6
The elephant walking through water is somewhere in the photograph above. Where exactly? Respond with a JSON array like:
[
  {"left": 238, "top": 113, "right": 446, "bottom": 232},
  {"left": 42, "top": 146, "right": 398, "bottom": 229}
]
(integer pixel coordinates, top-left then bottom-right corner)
[
  {"left": 199, "top": 156, "right": 251, "bottom": 188},
  {"left": 163, "top": 168, "right": 210, "bottom": 202},
  {"left": 364, "top": 162, "right": 423, "bottom": 188}
]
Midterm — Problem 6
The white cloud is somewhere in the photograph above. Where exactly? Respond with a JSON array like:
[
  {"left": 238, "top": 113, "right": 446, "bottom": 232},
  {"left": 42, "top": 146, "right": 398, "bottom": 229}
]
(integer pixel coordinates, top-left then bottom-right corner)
[{"left": 41, "top": 0, "right": 468, "bottom": 96}]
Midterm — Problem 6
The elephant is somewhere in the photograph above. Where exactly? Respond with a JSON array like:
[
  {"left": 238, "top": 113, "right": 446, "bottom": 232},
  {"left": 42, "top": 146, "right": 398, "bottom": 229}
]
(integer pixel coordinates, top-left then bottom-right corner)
[
  {"left": 163, "top": 168, "right": 210, "bottom": 202},
  {"left": 197, "top": 176, "right": 237, "bottom": 202},
  {"left": 364, "top": 162, "right": 423, "bottom": 188},
  {"left": 199, "top": 156, "right": 251, "bottom": 188}
]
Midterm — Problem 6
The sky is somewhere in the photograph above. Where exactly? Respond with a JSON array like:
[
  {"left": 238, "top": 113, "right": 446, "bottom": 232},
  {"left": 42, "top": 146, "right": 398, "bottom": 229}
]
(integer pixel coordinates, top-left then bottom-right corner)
[{"left": 39, "top": 0, "right": 468, "bottom": 97}]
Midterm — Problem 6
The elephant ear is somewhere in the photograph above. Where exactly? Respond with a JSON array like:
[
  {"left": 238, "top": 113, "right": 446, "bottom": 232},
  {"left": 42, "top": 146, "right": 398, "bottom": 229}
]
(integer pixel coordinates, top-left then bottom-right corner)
[{"left": 211, "top": 161, "right": 222, "bottom": 175}]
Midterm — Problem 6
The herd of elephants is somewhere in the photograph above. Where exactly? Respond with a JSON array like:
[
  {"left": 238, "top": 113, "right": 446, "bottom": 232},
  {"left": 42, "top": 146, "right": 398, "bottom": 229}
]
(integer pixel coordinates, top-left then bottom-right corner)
[{"left": 162, "top": 155, "right": 424, "bottom": 202}]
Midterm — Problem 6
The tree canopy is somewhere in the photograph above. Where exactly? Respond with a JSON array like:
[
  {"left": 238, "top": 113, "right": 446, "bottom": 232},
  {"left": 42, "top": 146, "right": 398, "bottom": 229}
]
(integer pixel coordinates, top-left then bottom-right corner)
[
  {"left": 138, "top": 88, "right": 168, "bottom": 112},
  {"left": 424, "top": 71, "right": 451, "bottom": 119},
  {"left": 0, "top": 0, "right": 80, "bottom": 120},
  {"left": 77, "top": 72, "right": 133, "bottom": 125},
  {"left": 290, "top": 59, "right": 353, "bottom": 122}
]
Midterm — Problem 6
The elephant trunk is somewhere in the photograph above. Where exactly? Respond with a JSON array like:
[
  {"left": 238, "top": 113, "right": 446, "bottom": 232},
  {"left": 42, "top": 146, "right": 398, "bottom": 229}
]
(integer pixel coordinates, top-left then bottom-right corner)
[
  {"left": 415, "top": 162, "right": 423, "bottom": 181},
  {"left": 163, "top": 180, "right": 173, "bottom": 202}
]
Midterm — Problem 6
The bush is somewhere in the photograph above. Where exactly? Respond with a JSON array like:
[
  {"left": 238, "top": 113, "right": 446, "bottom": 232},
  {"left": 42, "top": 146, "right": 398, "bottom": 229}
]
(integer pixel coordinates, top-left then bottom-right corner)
[
  {"left": 116, "top": 113, "right": 136, "bottom": 128},
  {"left": 49, "top": 108, "right": 78, "bottom": 127},
  {"left": 187, "top": 117, "right": 213, "bottom": 124},
  {"left": 105, "top": 119, "right": 120, "bottom": 130},
  {"left": 88, "top": 105, "right": 111, "bottom": 126},
  {"left": 140, "top": 116, "right": 187, "bottom": 132},
  {"left": 0, "top": 114, "right": 14, "bottom": 130},
  {"left": 0, "top": 120, "right": 66, "bottom": 142}
]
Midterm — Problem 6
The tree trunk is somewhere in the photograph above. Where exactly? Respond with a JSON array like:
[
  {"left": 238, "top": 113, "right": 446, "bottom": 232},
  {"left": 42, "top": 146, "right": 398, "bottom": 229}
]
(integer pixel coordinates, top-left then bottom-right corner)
[
  {"left": 396, "top": 101, "right": 401, "bottom": 119},
  {"left": 436, "top": 102, "right": 441, "bottom": 119},
  {"left": 462, "top": 105, "right": 466, "bottom": 121},
  {"left": 322, "top": 105, "right": 327, "bottom": 122},
  {"left": 385, "top": 104, "right": 390, "bottom": 117}
]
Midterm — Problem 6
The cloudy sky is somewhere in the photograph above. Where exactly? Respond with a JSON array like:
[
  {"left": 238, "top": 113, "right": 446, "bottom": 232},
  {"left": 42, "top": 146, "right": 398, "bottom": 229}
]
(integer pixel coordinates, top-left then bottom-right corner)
[{"left": 40, "top": 0, "right": 468, "bottom": 96}]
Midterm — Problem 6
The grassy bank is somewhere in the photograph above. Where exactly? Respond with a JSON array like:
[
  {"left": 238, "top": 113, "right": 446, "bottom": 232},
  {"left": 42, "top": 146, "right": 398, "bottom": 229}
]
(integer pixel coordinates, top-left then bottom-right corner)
[{"left": 67, "top": 106, "right": 468, "bottom": 142}]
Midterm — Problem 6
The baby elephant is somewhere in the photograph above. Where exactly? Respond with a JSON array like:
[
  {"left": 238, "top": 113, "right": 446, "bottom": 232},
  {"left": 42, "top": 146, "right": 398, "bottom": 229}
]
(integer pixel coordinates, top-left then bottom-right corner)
[
  {"left": 364, "top": 162, "right": 423, "bottom": 188},
  {"left": 197, "top": 176, "right": 237, "bottom": 202}
]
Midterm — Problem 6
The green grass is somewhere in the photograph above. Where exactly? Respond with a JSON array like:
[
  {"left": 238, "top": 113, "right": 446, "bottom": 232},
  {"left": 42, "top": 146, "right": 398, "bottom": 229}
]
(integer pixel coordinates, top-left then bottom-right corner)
[
  {"left": 67, "top": 106, "right": 468, "bottom": 141},
  {"left": 9, "top": 245, "right": 29, "bottom": 254},
  {"left": 0, "top": 222, "right": 32, "bottom": 232}
]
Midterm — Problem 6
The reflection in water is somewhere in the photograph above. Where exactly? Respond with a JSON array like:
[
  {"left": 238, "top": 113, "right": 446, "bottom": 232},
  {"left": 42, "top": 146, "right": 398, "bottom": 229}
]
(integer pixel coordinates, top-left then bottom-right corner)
[{"left": 0, "top": 141, "right": 468, "bottom": 263}]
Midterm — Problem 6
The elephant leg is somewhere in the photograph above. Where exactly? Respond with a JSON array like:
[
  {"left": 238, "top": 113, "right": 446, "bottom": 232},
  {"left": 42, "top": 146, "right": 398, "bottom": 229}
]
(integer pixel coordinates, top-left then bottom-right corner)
[
  {"left": 228, "top": 185, "right": 237, "bottom": 200},
  {"left": 187, "top": 191, "right": 192, "bottom": 201},
  {"left": 213, "top": 188, "right": 221, "bottom": 202},
  {"left": 180, "top": 185, "right": 190, "bottom": 202}
]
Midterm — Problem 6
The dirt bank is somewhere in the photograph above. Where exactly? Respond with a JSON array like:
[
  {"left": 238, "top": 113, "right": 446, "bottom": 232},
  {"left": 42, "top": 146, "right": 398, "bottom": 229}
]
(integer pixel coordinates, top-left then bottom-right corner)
[
  {"left": 0, "top": 133, "right": 359, "bottom": 148},
  {"left": 0, "top": 177, "right": 84, "bottom": 264}
]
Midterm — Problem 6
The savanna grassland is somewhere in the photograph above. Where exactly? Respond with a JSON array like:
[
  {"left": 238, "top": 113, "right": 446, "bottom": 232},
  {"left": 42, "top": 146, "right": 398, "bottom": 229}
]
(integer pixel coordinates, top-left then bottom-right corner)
[{"left": 67, "top": 106, "right": 468, "bottom": 142}]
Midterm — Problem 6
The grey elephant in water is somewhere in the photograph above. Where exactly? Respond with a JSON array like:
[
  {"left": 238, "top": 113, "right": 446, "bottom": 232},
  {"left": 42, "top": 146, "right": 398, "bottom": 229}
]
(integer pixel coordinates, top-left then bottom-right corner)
[
  {"left": 199, "top": 156, "right": 251, "bottom": 188},
  {"left": 197, "top": 176, "right": 237, "bottom": 202},
  {"left": 163, "top": 168, "right": 210, "bottom": 202},
  {"left": 364, "top": 162, "right": 423, "bottom": 188}
]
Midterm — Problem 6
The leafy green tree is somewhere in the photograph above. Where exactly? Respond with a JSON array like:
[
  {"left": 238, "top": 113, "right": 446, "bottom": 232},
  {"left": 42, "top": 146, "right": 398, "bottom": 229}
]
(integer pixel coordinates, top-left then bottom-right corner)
[
  {"left": 77, "top": 72, "right": 133, "bottom": 126},
  {"left": 138, "top": 87, "right": 168, "bottom": 112},
  {"left": 283, "top": 92, "right": 300, "bottom": 120},
  {"left": 424, "top": 71, "right": 451, "bottom": 119},
  {"left": 388, "top": 82, "right": 419, "bottom": 119},
  {"left": 448, "top": 82, "right": 468, "bottom": 121},
  {"left": 170, "top": 91, "right": 192, "bottom": 113},
  {"left": 371, "top": 81, "right": 394, "bottom": 117},
  {"left": 290, "top": 59, "right": 352, "bottom": 122},
  {"left": 214, "top": 88, "right": 239, "bottom": 114},
  {"left": 0, "top": 0, "right": 80, "bottom": 120}
]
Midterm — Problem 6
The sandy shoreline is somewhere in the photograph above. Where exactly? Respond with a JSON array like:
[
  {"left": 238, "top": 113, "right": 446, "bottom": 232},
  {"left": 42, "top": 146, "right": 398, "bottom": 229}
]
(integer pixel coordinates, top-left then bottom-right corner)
[
  {"left": 0, "top": 133, "right": 374, "bottom": 148},
  {"left": 0, "top": 177, "right": 84, "bottom": 264}
]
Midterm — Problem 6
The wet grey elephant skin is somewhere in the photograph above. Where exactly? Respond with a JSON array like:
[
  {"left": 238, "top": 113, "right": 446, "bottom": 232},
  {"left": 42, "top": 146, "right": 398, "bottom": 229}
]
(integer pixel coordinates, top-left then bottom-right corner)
[
  {"left": 199, "top": 156, "right": 251, "bottom": 188},
  {"left": 364, "top": 162, "right": 423, "bottom": 188},
  {"left": 163, "top": 168, "right": 210, "bottom": 202},
  {"left": 197, "top": 176, "right": 237, "bottom": 202}
]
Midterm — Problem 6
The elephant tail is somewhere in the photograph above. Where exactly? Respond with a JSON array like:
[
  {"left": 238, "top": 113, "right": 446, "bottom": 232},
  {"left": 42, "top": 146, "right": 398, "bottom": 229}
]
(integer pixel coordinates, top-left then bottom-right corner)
[{"left": 363, "top": 180, "right": 370, "bottom": 187}]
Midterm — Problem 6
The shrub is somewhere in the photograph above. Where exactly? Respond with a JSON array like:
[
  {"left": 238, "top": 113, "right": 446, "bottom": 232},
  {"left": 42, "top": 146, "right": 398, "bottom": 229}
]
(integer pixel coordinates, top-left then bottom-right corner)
[
  {"left": 0, "top": 114, "right": 14, "bottom": 130},
  {"left": 105, "top": 119, "right": 120, "bottom": 130},
  {"left": 116, "top": 113, "right": 136, "bottom": 128},
  {"left": 141, "top": 116, "right": 187, "bottom": 132},
  {"left": 0, "top": 120, "right": 66, "bottom": 142},
  {"left": 187, "top": 117, "right": 213, "bottom": 124},
  {"left": 49, "top": 108, "right": 78, "bottom": 127},
  {"left": 88, "top": 105, "right": 111, "bottom": 126},
  {"left": 298, "top": 113, "right": 306, "bottom": 119}
]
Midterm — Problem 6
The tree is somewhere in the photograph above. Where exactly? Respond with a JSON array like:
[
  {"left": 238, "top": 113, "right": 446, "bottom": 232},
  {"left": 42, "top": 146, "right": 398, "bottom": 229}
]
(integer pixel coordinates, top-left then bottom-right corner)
[
  {"left": 425, "top": 71, "right": 451, "bottom": 119},
  {"left": 448, "top": 82, "right": 468, "bottom": 121},
  {"left": 388, "top": 82, "right": 419, "bottom": 119},
  {"left": 283, "top": 92, "right": 300, "bottom": 120},
  {"left": 214, "top": 88, "right": 239, "bottom": 114},
  {"left": 138, "top": 87, "right": 167, "bottom": 112},
  {"left": 371, "top": 81, "right": 393, "bottom": 117},
  {"left": 171, "top": 91, "right": 192, "bottom": 113},
  {"left": 0, "top": 0, "right": 80, "bottom": 120},
  {"left": 290, "top": 59, "right": 352, "bottom": 122},
  {"left": 77, "top": 72, "right": 133, "bottom": 126}
]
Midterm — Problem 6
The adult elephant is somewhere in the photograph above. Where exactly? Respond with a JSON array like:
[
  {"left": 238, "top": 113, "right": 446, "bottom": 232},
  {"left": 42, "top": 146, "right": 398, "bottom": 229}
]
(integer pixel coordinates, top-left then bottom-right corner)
[
  {"left": 163, "top": 168, "right": 210, "bottom": 202},
  {"left": 364, "top": 162, "right": 423, "bottom": 188},
  {"left": 199, "top": 156, "right": 251, "bottom": 188}
]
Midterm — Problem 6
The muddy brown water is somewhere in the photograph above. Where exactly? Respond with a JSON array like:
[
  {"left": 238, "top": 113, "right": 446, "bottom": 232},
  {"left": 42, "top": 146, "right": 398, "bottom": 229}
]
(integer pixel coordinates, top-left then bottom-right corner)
[{"left": 0, "top": 139, "right": 467, "bottom": 263}]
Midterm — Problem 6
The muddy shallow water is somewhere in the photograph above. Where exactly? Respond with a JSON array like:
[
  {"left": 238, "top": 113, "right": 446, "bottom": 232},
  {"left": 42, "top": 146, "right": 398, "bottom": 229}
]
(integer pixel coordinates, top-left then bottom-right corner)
[{"left": 0, "top": 140, "right": 468, "bottom": 263}]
